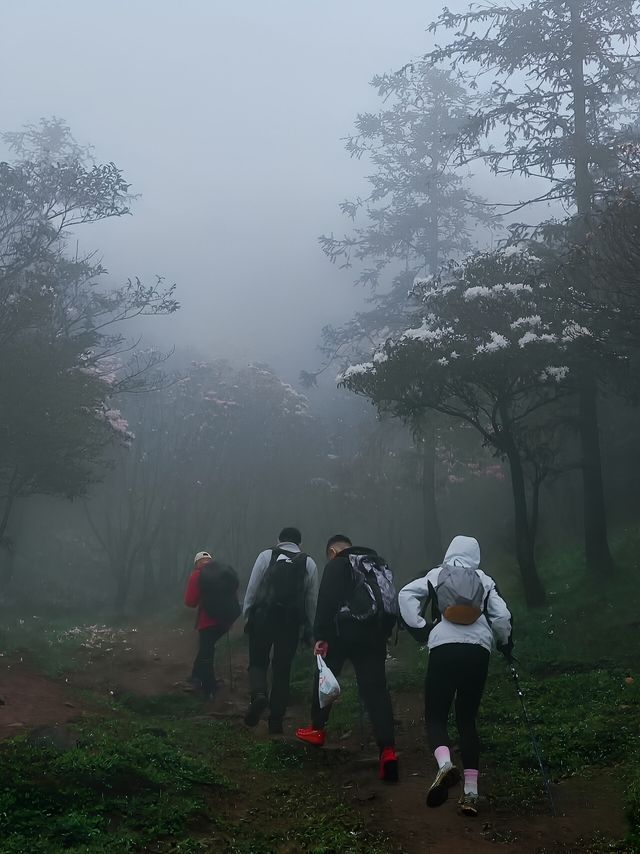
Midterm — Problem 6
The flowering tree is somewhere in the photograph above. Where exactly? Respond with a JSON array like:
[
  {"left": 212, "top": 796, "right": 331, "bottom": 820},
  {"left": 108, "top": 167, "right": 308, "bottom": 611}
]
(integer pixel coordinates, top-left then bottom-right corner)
[
  {"left": 0, "top": 120, "right": 177, "bottom": 583},
  {"left": 307, "top": 65, "right": 492, "bottom": 568},
  {"left": 424, "top": 0, "right": 640, "bottom": 573},
  {"left": 341, "top": 246, "right": 594, "bottom": 605},
  {"left": 85, "top": 358, "right": 324, "bottom": 608}
]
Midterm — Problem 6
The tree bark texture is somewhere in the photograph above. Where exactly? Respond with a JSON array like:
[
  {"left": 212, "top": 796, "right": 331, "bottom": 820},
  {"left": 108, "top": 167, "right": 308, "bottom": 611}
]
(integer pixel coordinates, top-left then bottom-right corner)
[
  {"left": 420, "top": 424, "right": 443, "bottom": 570},
  {"left": 579, "top": 375, "right": 614, "bottom": 573},
  {"left": 505, "top": 445, "right": 546, "bottom": 607},
  {"left": 569, "top": 0, "right": 613, "bottom": 572}
]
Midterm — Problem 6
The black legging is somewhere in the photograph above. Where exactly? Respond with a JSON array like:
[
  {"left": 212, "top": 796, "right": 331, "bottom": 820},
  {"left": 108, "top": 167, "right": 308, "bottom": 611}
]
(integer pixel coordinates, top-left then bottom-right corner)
[{"left": 425, "top": 643, "right": 490, "bottom": 769}]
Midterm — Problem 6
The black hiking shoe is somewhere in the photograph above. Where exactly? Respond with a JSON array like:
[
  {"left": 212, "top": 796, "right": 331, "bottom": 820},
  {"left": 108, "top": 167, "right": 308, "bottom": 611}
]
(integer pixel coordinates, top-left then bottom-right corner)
[
  {"left": 458, "top": 792, "right": 479, "bottom": 816},
  {"left": 426, "top": 761, "right": 460, "bottom": 808},
  {"left": 244, "top": 694, "right": 268, "bottom": 727},
  {"left": 268, "top": 719, "right": 284, "bottom": 736}
]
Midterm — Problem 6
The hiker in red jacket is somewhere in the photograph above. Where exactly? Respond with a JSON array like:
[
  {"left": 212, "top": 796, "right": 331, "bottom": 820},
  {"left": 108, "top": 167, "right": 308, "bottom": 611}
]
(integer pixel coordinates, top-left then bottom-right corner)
[{"left": 184, "top": 551, "right": 240, "bottom": 699}]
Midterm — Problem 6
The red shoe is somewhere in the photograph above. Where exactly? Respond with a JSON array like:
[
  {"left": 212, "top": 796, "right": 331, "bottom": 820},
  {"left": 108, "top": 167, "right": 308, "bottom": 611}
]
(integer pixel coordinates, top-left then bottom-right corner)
[
  {"left": 379, "top": 747, "right": 399, "bottom": 782},
  {"left": 295, "top": 726, "right": 326, "bottom": 747}
]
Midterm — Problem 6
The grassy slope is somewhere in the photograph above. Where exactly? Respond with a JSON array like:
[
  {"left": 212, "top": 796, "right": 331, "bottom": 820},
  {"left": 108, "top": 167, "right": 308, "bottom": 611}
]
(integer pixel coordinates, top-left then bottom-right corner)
[
  {"left": 1, "top": 526, "right": 640, "bottom": 852},
  {"left": 0, "top": 695, "right": 390, "bottom": 853}
]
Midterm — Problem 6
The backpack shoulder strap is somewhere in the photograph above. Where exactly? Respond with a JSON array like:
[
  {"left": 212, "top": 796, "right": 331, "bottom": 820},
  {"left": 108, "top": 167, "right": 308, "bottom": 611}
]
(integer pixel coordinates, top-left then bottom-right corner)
[{"left": 427, "top": 578, "right": 441, "bottom": 623}]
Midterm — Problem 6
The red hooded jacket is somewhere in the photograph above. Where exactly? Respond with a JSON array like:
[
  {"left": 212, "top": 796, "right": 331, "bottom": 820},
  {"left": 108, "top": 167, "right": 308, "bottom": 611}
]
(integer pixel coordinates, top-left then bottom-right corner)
[{"left": 184, "top": 561, "right": 217, "bottom": 630}]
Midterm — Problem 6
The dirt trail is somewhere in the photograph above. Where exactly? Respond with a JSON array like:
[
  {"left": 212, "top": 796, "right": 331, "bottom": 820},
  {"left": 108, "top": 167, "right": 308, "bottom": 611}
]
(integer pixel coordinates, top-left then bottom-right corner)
[
  {"left": 0, "top": 662, "right": 87, "bottom": 739},
  {"left": 0, "top": 621, "right": 630, "bottom": 853}
]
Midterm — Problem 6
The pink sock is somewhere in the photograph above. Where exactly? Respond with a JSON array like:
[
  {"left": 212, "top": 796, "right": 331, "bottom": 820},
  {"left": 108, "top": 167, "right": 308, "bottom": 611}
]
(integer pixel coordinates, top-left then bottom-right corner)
[
  {"left": 464, "top": 769, "right": 479, "bottom": 795},
  {"left": 434, "top": 746, "right": 451, "bottom": 769}
]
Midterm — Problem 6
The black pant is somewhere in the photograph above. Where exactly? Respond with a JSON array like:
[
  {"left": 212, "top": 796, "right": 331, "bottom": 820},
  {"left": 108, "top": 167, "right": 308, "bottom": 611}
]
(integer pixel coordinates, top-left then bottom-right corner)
[
  {"left": 192, "top": 625, "right": 227, "bottom": 697},
  {"left": 311, "top": 638, "right": 395, "bottom": 749},
  {"left": 425, "top": 643, "right": 490, "bottom": 769},
  {"left": 248, "top": 618, "right": 300, "bottom": 723}
]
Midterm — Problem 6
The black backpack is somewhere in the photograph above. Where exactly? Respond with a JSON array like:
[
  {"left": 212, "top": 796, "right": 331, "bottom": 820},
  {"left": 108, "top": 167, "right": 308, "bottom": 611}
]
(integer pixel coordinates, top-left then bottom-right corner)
[
  {"left": 258, "top": 548, "right": 308, "bottom": 624},
  {"left": 338, "top": 553, "right": 398, "bottom": 637},
  {"left": 199, "top": 561, "right": 241, "bottom": 627}
]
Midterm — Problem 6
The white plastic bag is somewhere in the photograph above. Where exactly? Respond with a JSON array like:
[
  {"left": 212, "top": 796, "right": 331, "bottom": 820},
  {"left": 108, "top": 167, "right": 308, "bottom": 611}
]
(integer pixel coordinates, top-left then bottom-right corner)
[{"left": 317, "top": 654, "right": 340, "bottom": 709}]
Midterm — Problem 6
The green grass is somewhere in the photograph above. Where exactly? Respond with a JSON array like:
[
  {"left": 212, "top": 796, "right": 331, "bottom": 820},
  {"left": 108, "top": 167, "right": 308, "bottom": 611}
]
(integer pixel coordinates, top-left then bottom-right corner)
[
  {"left": 0, "top": 689, "right": 390, "bottom": 854},
  {"left": 0, "top": 717, "right": 228, "bottom": 853}
]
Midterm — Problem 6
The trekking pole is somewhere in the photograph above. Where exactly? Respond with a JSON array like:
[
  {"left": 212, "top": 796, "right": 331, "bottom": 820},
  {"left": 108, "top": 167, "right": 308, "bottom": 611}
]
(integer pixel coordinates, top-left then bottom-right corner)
[
  {"left": 227, "top": 633, "right": 234, "bottom": 692},
  {"left": 508, "top": 661, "right": 556, "bottom": 817}
]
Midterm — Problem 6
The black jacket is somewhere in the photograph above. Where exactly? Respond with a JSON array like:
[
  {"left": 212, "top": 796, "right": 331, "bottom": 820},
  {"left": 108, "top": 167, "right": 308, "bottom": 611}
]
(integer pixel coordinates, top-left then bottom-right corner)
[{"left": 314, "top": 546, "right": 387, "bottom": 645}]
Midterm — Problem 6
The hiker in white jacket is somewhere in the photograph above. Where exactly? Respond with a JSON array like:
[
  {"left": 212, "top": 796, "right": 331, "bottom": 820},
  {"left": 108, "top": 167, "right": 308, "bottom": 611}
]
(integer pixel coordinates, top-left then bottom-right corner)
[{"left": 399, "top": 535, "right": 513, "bottom": 817}]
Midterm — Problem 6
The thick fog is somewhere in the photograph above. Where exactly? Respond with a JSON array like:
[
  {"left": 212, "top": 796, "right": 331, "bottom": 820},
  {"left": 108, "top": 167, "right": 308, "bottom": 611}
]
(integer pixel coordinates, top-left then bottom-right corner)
[{"left": 2, "top": 0, "right": 465, "bottom": 375}]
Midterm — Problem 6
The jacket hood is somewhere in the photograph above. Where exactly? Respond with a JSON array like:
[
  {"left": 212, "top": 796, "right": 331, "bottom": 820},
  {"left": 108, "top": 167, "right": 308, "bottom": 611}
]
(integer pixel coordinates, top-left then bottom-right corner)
[
  {"left": 443, "top": 536, "right": 480, "bottom": 570},
  {"left": 277, "top": 541, "right": 301, "bottom": 553}
]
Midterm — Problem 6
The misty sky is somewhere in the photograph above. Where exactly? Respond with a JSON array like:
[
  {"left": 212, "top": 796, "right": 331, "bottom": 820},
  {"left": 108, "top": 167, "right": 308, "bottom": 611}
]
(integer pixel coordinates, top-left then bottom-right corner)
[{"left": 3, "top": 0, "right": 488, "bottom": 380}]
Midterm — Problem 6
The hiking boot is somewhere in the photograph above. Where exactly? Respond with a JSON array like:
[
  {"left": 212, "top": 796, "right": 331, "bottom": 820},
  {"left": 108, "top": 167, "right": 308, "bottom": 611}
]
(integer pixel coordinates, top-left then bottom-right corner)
[
  {"left": 295, "top": 726, "right": 326, "bottom": 747},
  {"left": 426, "top": 761, "right": 461, "bottom": 808},
  {"left": 458, "top": 792, "right": 479, "bottom": 817},
  {"left": 268, "top": 719, "right": 284, "bottom": 736},
  {"left": 244, "top": 693, "right": 268, "bottom": 727},
  {"left": 379, "top": 747, "right": 399, "bottom": 783}
]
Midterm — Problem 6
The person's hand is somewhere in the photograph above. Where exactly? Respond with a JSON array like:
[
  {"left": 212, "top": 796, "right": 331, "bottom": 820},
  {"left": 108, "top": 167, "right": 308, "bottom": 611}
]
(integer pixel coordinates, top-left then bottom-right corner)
[
  {"left": 497, "top": 638, "right": 514, "bottom": 662},
  {"left": 314, "top": 640, "right": 328, "bottom": 658},
  {"left": 405, "top": 622, "right": 432, "bottom": 644}
]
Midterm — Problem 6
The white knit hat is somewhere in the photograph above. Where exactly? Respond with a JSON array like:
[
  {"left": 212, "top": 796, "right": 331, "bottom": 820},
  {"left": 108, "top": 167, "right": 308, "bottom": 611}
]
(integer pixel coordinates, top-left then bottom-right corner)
[{"left": 194, "top": 551, "right": 212, "bottom": 564}]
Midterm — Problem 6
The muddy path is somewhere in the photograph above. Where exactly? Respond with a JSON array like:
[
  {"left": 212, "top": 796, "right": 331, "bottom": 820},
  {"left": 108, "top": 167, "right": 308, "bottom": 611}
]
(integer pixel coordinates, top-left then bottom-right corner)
[{"left": 0, "top": 619, "right": 630, "bottom": 853}]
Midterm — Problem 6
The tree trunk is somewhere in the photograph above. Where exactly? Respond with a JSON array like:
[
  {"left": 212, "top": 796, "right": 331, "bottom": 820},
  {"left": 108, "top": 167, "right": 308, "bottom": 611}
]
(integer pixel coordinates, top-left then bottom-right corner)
[
  {"left": 0, "top": 544, "right": 14, "bottom": 592},
  {"left": 505, "top": 445, "right": 546, "bottom": 606},
  {"left": 420, "top": 423, "right": 442, "bottom": 569},
  {"left": 569, "top": 0, "right": 613, "bottom": 573},
  {"left": 113, "top": 566, "right": 131, "bottom": 612},
  {"left": 579, "top": 375, "right": 614, "bottom": 573}
]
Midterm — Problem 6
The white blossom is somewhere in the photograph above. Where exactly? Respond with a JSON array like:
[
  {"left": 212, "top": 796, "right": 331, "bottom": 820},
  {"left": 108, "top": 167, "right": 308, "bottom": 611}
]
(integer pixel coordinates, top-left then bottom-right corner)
[
  {"left": 511, "top": 315, "right": 542, "bottom": 329},
  {"left": 541, "top": 366, "right": 570, "bottom": 382},
  {"left": 476, "top": 331, "right": 510, "bottom": 353},
  {"left": 339, "top": 362, "right": 374, "bottom": 382}
]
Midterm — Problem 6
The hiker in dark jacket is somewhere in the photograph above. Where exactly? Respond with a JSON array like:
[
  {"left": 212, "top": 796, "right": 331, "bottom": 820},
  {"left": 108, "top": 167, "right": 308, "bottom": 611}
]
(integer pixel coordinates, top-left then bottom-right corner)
[
  {"left": 399, "top": 535, "right": 513, "bottom": 816},
  {"left": 243, "top": 527, "right": 318, "bottom": 735},
  {"left": 295, "top": 534, "right": 399, "bottom": 783},
  {"left": 184, "top": 550, "right": 240, "bottom": 699}
]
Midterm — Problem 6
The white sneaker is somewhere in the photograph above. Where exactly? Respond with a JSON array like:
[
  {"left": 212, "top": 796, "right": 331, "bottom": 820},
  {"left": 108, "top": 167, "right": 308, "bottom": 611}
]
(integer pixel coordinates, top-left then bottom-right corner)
[
  {"left": 426, "top": 761, "right": 461, "bottom": 807},
  {"left": 458, "top": 792, "right": 479, "bottom": 816}
]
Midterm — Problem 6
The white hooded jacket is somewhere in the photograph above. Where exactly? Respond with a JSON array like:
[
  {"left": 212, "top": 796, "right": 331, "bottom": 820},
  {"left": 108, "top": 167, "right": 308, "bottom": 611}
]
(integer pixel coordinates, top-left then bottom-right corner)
[{"left": 398, "top": 536, "right": 512, "bottom": 653}]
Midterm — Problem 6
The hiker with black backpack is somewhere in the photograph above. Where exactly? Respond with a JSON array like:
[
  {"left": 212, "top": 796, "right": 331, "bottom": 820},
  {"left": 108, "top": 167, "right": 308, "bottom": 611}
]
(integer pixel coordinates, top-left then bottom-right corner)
[
  {"left": 295, "top": 534, "right": 399, "bottom": 783},
  {"left": 184, "top": 551, "right": 241, "bottom": 700},
  {"left": 243, "top": 527, "right": 318, "bottom": 735},
  {"left": 399, "top": 535, "right": 513, "bottom": 816}
]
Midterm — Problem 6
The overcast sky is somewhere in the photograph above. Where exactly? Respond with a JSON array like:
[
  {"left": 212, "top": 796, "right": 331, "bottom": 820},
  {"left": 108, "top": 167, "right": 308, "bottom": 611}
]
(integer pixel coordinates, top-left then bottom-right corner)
[{"left": 2, "top": 1, "right": 483, "bottom": 379}]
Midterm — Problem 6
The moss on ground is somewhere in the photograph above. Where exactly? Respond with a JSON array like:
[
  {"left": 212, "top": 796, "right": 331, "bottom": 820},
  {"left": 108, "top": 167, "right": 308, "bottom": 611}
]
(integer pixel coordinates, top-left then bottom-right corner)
[{"left": 0, "top": 693, "right": 389, "bottom": 853}]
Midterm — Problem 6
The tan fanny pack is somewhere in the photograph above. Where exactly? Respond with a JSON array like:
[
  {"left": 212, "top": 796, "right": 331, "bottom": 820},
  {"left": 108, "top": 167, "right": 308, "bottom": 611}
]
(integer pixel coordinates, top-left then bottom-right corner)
[{"left": 443, "top": 604, "right": 483, "bottom": 626}]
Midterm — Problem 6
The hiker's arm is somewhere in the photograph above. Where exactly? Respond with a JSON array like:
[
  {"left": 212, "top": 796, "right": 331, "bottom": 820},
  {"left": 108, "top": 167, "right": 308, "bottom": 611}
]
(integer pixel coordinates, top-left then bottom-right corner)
[
  {"left": 486, "top": 583, "right": 513, "bottom": 647},
  {"left": 398, "top": 572, "right": 434, "bottom": 642},
  {"left": 313, "top": 559, "right": 344, "bottom": 643},
  {"left": 243, "top": 551, "right": 269, "bottom": 616},
  {"left": 304, "top": 557, "right": 319, "bottom": 627},
  {"left": 184, "top": 570, "right": 200, "bottom": 608}
]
